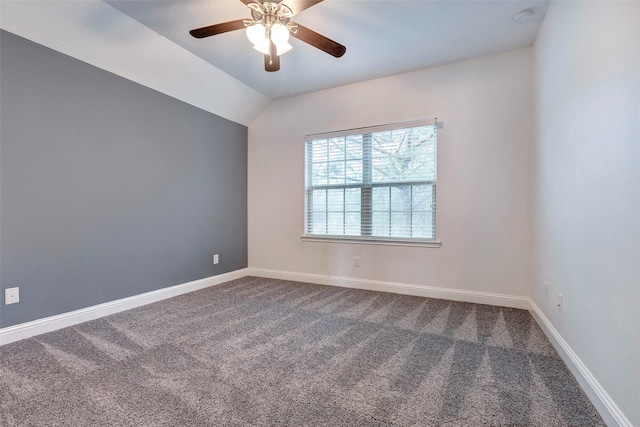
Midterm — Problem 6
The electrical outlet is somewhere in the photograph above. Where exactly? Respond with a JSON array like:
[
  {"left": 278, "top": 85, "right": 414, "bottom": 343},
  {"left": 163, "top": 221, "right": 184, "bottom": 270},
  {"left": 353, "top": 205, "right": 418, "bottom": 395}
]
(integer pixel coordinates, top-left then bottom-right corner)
[
  {"left": 557, "top": 293, "right": 563, "bottom": 313},
  {"left": 5, "top": 287, "right": 19, "bottom": 305},
  {"left": 213, "top": 254, "right": 219, "bottom": 265},
  {"left": 354, "top": 256, "right": 360, "bottom": 267}
]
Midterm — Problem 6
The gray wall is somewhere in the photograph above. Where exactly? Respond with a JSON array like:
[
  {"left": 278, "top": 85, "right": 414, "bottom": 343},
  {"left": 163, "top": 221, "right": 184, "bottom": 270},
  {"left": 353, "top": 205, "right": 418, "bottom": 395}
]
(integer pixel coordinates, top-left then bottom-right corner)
[{"left": 0, "top": 30, "right": 248, "bottom": 328}]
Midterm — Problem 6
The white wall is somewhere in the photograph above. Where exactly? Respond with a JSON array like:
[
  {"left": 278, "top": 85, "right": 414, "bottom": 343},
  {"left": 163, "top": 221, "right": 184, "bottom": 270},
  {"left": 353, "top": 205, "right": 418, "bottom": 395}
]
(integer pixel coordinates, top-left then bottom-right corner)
[
  {"left": 249, "top": 48, "right": 533, "bottom": 298},
  {"left": 532, "top": 1, "right": 640, "bottom": 425}
]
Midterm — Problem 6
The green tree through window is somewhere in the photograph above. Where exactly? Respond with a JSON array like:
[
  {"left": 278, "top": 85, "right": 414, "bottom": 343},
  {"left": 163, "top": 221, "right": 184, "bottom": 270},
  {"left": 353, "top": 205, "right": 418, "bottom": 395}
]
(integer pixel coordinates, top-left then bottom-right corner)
[{"left": 305, "top": 120, "right": 437, "bottom": 241}]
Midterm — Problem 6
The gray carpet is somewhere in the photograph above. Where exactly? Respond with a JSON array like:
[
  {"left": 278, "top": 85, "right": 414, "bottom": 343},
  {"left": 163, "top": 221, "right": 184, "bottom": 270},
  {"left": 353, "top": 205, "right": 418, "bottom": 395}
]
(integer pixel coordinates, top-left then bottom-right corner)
[{"left": 1, "top": 276, "right": 605, "bottom": 426}]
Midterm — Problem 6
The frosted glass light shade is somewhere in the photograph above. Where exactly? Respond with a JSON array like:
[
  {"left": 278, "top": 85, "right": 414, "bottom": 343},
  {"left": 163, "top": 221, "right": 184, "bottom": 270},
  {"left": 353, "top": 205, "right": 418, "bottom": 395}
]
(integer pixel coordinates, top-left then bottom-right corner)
[
  {"left": 275, "top": 42, "right": 292, "bottom": 56},
  {"left": 252, "top": 41, "right": 270, "bottom": 55},
  {"left": 246, "top": 24, "right": 267, "bottom": 46},
  {"left": 246, "top": 22, "right": 292, "bottom": 56},
  {"left": 271, "top": 23, "right": 292, "bottom": 55},
  {"left": 271, "top": 23, "right": 289, "bottom": 44}
]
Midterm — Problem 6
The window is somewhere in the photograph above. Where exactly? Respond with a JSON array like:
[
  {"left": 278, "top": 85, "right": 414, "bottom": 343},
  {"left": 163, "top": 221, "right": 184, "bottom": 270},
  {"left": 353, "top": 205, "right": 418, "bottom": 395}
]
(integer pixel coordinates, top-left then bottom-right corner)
[{"left": 304, "top": 119, "right": 439, "bottom": 245}]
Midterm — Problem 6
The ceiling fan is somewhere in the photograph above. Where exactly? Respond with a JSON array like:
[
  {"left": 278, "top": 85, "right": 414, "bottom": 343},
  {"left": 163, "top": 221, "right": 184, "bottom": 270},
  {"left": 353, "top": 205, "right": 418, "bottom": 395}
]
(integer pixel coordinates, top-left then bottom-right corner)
[{"left": 189, "top": 0, "right": 346, "bottom": 72}]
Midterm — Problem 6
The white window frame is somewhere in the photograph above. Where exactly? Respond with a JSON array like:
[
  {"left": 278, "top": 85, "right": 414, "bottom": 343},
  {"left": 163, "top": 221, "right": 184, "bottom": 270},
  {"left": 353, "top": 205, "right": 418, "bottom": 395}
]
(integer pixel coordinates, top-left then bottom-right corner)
[{"left": 302, "top": 118, "right": 442, "bottom": 248}]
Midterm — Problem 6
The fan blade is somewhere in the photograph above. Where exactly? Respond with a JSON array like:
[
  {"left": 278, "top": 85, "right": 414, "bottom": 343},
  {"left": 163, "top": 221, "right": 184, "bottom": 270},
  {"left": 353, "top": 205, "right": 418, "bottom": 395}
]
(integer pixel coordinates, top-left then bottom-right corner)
[
  {"left": 189, "top": 19, "right": 246, "bottom": 39},
  {"left": 264, "top": 41, "right": 280, "bottom": 72},
  {"left": 283, "top": 0, "right": 324, "bottom": 16},
  {"left": 291, "top": 23, "right": 346, "bottom": 58}
]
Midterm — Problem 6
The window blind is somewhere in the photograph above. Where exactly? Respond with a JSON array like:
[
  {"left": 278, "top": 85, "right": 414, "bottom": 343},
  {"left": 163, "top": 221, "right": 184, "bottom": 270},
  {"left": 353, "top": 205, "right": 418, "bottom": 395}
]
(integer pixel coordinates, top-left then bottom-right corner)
[{"left": 304, "top": 118, "right": 437, "bottom": 241}]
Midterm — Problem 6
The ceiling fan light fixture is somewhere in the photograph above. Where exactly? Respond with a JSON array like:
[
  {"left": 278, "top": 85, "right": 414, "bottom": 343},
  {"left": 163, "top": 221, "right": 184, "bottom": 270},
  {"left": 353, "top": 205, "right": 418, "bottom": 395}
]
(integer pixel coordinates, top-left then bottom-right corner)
[
  {"left": 271, "top": 23, "right": 292, "bottom": 55},
  {"left": 252, "top": 40, "right": 271, "bottom": 55},
  {"left": 275, "top": 41, "right": 292, "bottom": 56},
  {"left": 246, "top": 23, "right": 266, "bottom": 46},
  {"left": 271, "top": 23, "right": 289, "bottom": 44},
  {"left": 246, "top": 21, "right": 292, "bottom": 56}
]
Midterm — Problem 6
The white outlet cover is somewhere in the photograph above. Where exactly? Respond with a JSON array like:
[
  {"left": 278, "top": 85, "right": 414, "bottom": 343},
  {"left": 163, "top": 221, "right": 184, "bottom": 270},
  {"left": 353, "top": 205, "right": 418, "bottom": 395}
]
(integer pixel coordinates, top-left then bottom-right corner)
[
  {"left": 557, "top": 293, "right": 563, "bottom": 312},
  {"left": 5, "top": 287, "right": 20, "bottom": 304}
]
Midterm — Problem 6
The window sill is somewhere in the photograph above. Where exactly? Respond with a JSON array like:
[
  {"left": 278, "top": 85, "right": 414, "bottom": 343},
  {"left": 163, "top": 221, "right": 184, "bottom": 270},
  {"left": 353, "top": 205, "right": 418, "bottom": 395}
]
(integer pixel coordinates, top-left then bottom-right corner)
[{"left": 300, "top": 235, "right": 442, "bottom": 248}]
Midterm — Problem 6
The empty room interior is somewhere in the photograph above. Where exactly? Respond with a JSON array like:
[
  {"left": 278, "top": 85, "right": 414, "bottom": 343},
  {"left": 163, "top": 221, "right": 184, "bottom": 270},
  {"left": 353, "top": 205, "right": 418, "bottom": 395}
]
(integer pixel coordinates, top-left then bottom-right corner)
[{"left": 0, "top": 0, "right": 638, "bottom": 425}]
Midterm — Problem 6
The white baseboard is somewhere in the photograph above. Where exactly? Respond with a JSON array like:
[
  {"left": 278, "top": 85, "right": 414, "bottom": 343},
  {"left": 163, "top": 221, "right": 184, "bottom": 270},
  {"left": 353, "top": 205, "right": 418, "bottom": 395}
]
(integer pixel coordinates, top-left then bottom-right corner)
[
  {"left": 247, "top": 268, "right": 630, "bottom": 426},
  {"left": 0, "top": 268, "right": 248, "bottom": 346},
  {"left": 2, "top": 266, "right": 629, "bottom": 426},
  {"left": 247, "top": 268, "right": 530, "bottom": 310},
  {"left": 529, "top": 301, "right": 632, "bottom": 427}
]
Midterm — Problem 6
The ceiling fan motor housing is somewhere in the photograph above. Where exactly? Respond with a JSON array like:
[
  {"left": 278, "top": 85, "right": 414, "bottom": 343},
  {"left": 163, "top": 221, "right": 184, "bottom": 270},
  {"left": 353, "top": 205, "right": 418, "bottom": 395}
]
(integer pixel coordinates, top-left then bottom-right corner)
[{"left": 247, "top": 2, "right": 296, "bottom": 34}]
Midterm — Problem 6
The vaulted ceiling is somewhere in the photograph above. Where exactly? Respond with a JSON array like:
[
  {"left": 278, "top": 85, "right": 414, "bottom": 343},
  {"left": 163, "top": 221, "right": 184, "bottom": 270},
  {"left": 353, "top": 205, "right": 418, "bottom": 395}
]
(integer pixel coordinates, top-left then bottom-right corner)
[
  {"left": 1, "top": 1, "right": 548, "bottom": 124},
  {"left": 107, "top": 0, "right": 548, "bottom": 99}
]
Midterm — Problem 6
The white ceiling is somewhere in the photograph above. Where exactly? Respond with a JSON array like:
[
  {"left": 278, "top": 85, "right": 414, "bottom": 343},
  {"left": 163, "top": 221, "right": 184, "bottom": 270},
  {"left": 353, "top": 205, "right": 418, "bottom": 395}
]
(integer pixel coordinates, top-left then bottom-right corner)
[
  {"left": 1, "top": 0, "right": 548, "bottom": 123},
  {"left": 105, "top": 0, "right": 549, "bottom": 99}
]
